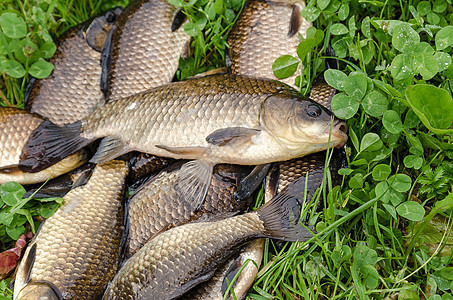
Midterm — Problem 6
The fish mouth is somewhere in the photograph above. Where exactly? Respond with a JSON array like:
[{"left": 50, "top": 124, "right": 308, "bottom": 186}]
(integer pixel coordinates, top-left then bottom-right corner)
[{"left": 328, "top": 120, "right": 349, "bottom": 148}]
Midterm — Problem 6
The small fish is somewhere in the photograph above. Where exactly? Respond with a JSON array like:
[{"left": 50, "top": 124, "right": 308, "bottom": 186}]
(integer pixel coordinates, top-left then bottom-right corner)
[
  {"left": 20, "top": 74, "right": 348, "bottom": 209},
  {"left": 26, "top": 8, "right": 122, "bottom": 126},
  {"left": 0, "top": 107, "right": 86, "bottom": 185},
  {"left": 14, "top": 160, "right": 129, "bottom": 300},
  {"left": 102, "top": 187, "right": 314, "bottom": 300},
  {"left": 125, "top": 162, "right": 262, "bottom": 257},
  {"left": 227, "top": 0, "right": 312, "bottom": 88},
  {"left": 179, "top": 239, "right": 265, "bottom": 300},
  {"left": 105, "top": 0, "right": 191, "bottom": 100}
]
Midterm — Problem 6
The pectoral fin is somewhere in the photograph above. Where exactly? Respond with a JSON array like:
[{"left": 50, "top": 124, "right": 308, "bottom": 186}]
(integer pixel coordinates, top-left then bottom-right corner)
[
  {"left": 288, "top": 4, "right": 302, "bottom": 37},
  {"left": 90, "top": 137, "right": 129, "bottom": 164},
  {"left": 206, "top": 127, "right": 260, "bottom": 146},
  {"left": 175, "top": 159, "right": 214, "bottom": 210},
  {"left": 234, "top": 164, "right": 270, "bottom": 201}
]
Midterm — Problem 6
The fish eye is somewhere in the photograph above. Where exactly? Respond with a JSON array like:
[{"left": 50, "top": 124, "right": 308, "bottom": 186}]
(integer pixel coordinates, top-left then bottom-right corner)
[
  {"left": 306, "top": 103, "right": 322, "bottom": 118},
  {"left": 106, "top": 12, "right": 117, "bottom": 23}
]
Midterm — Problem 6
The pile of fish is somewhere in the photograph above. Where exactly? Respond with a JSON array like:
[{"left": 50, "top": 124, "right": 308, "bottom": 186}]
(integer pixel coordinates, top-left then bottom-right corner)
[{"left": 0, "top": 0, "right": 349, "bottom": 298}]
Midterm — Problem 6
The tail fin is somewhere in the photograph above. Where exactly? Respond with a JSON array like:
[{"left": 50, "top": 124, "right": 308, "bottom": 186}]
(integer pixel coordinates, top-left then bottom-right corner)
[
  {"left": 257, "top": 190, "right": 315, "bottom": 242},
  {"left": 19, "top": 120, "right": 91, "bottom": 173}
]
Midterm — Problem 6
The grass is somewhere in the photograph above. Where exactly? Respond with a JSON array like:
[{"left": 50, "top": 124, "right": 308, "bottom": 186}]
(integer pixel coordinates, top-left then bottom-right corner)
[{"left": 1, "top": 0, "right": 453, "bottom": 299}]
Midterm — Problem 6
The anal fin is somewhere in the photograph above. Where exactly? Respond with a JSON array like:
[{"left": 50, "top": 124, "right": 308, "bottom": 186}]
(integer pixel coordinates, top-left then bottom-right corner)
[
  {"left": 206, "top": 127, "right": 260, "bottom": 146},
  {"left": 90, "top": 137, "right": 128, "bottom": 164},
  {"left": 175, "top": 159, "right": 214, "bottom": 210}
]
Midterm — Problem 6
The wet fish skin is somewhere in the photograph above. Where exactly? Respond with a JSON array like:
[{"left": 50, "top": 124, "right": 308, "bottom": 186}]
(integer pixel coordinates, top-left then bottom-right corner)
[
  {"left": 14, "top": 160, "right": 129, "bottom": 300},
  {"left": 0, "top": 107, "right": 85, "bottom": 185},
  {"left": 102, "top": 188, "right": 313, "bottom": 300},
  {"left": 21, "top": 74, "right": 347, "bottom": 170},
  {"left": 26, "top": 7, "right": 122, "bottom": 126},
  {"left": 227, "top": 0, "right": 312, "bottom": 88},
  {"left": 126, "top": 162, "right": 255, "bottom": 257},
  {"left": 106, "top": 0, "right": 190, "bottom": 100}
]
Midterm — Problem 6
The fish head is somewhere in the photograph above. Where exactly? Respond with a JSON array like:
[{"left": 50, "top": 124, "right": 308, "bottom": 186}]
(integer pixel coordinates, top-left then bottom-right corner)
[
  {"left": 85, "top": 7, "right": 123, "bottom": 52},
  {"left": 261, "top": 94, "right": 348, "bottom": 156}
]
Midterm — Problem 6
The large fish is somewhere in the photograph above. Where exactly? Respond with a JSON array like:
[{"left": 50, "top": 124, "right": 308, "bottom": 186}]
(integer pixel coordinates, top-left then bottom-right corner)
[
  {"left": 20, "top": 74, "right": 348, "bottom": 208},
  {"left": 227, "top": 0, "right": 312, "bottom": 88},
  {"left": 0, "top": 107, "right": 86, "bottom": 185},
  {"left": 102, "top": 186, "right": 314, "bottom": 300},
  {"left": 14, "top": 160, "right": 129, "bottom": 299},
  {"left": 105, "top": 0, "right": 190, "bottom": 100},
  {"left": 26, "top": 8, "right": 122, "bottom": 126},
  {"left": 125, "top": 162, "right": 261, "bottom": 257}
]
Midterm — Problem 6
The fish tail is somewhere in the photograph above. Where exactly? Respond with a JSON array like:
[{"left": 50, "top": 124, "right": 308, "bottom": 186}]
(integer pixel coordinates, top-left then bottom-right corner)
[
  {"left": 257, "top": 191, "right": 315, "bottom": 242},
  {"left": 19, "top": 120, "right": 91, "bottom": 173}
]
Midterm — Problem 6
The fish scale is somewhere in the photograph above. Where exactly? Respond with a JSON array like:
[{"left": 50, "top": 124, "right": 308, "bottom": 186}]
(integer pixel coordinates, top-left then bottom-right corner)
[
  {"left": 227, "top": 0, "right": 312, "bottom": 88},
  {"left": 104, "top": 214, "right": 263, "bottom": 300},
  {"left": 14, "top": 161, "right": 129, "bottom": 299},
  {"left": 125, "top": 163, "right": 253, "bottom": 257},
  {"left": 26, "top": 8, "right": 122, "bottom": 126},
  {"left": 107, "top": 0, "right": 190, "bottom": 100},
  {"left": 83, "top": 75, "right": 279, "bottom": 157}
]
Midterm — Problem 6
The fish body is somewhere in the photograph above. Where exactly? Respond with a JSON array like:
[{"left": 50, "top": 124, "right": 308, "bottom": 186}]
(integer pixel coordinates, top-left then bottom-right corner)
[
  {"left": 102, "top": 189, "right": 313, "bottom": 300},
  {"left": 14, "top": 160, "right": 129, "bottom": 299},
  {"left": 26, "top": 8, "right": 122, "bottom": 126},
  {"left": 0, "top": 107, "right": 85, "bottom": 185},
  {"left": 265, "top": 149, "right": 347, "bottom": 202},
  {"left": 227, "top": 0, "right": 311, "bottom": 88},
  {"left": 106, "top": 0, "right": 190, "bottom": 100},
  {"left": 20, "top": 74, "right": 347, "bottom": 208},
  {"left": 126, "top": 162, "right": 255, "bottom": 257}
]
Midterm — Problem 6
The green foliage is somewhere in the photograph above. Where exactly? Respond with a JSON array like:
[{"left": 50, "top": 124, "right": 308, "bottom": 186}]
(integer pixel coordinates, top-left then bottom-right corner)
[
  {"left": 0, "top": 277, "right": 12, "bottom": 299},
  {"left": 261, "top": 0, "right": 453, "bottom": 298},
  {"left": 0, "top": 181, "right": 63, "bottom": 252},
  {"left": 173, "top": 0, "right": 246, "bottom": 79}
]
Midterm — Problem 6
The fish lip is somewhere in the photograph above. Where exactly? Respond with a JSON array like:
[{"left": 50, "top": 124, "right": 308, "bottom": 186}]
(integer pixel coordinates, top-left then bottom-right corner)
[{"left": 327, "top": 120, "right": 348, "bottom": 148}]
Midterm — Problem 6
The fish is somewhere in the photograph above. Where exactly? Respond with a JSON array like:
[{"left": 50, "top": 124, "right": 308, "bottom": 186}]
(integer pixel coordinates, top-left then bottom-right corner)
[
  {"left": 105, "top": 0, "right": 191, "bottom": 101},
  {"left": 25, "top": 7, "right": 123, "bottom": 126},
  {"left": 102, "top": 186, "right": 314, "bottom": 300},
  {"left": 0, "top": 107, "right": 86, "bottom": 185},
  {"left": 19, "top": 74, "right": 348, "bottom": 208},
  {"left": 226, "top": 0, "right": 312, "bottom": 88},
  {"left": 179, "top": 239, "right": 265, "bottom": 300},
  {"left": 125, "top": 162, "right": 264, "bottom": 258},
  {"left": 14, "top": 160, "right": 129, "bottom": 300}
]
